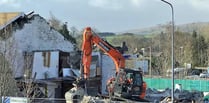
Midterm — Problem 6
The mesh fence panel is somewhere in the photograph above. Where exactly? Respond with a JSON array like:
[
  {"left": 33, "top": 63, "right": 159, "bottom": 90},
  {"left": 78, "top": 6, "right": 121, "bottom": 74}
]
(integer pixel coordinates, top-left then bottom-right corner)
[{"left": 144, "top": 78, "right": 209, "bottom": 91}]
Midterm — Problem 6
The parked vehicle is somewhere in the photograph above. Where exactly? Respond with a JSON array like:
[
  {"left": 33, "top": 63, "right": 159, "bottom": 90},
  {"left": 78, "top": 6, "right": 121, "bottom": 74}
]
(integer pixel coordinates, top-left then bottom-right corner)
[{"left": 199, "top": 72, "right": 209, "bottom": 78}]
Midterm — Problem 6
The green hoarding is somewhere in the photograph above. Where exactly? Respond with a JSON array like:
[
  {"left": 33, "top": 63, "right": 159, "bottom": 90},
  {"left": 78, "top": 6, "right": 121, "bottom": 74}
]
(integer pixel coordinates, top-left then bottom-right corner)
[{"left": 144, "top": 78, "right": 209, "bottom": 91}]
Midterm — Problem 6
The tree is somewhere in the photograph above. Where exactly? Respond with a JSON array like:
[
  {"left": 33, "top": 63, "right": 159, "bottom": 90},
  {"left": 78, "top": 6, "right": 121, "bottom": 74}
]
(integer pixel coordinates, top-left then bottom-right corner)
[
  {"left": 0, "top": 26, "right": 20, "bottom": 101},
  {"left": 70, "top": 26, "right": 79, "bottom": 37},
  {"left": 0, "top": 55, "right": 18, "bottom": 97},
  {"left": 59, "top": 22, "right": 76, "bottom": 44},
  {"left": 48, "top": 12, "right": 61, "bottom": 30},
  {"left": 173, "top": 30, "right": 192, "bottom": 67},
  {"left": 157, "top": 23, "right": 172, "bottom": 75},
  {"left": 48, "top": 13, "right": 77, "bottom": 44},
  {"left": 197, "top": 35, "right": 208, "bottom": 66},
  {"left": 191, "top": 30, "right": 208, "bottom": 67}
]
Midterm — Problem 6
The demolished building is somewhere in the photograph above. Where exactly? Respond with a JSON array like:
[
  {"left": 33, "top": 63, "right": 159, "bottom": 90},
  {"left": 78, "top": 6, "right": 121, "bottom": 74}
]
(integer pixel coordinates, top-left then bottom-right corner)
[{"left": 0, "top": 12, "right": 76, "bottom": 100}]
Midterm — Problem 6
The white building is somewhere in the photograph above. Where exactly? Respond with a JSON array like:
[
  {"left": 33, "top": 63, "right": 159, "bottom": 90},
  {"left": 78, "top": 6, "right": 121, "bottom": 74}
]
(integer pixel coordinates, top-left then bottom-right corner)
[{"left": 0, "top": 12, "right": 75, "bottom": 99}]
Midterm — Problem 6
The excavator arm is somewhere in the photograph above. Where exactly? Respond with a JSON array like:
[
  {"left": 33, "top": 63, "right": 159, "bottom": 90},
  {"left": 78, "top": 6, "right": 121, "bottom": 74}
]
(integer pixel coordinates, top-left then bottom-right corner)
[
  {"left": 81, "top": 27, "right": 147, "bottom": 101},
  {"left": 82, "top": 27, "right": 125, "bottom": 79}
]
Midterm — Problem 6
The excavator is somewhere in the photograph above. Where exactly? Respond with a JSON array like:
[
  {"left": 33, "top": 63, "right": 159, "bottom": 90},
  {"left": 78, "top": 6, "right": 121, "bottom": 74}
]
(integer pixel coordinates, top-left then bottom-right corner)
[{"left": 81, "top": 27, "right": 147, "bottom": 101}]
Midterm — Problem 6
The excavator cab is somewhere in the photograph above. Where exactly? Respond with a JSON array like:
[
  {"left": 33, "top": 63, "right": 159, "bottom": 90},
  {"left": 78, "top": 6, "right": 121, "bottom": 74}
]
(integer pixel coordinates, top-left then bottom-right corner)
[{"left": 114, "top": 69, "right": 144, "bottom": 99}]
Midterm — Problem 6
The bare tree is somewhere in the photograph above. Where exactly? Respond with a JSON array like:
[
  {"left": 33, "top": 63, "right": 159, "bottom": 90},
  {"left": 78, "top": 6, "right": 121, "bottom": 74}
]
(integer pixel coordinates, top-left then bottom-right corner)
[
  {"left": 70, "top": 26, "right": 79, "bottom": 37},
  {"left": 0, "top": 24, "right": 19, "bottom": 100},
  {"left": 48, "top": 12, "right": 62, "bottom": 31},
  {"left": 0, "top": 54, "right": 19, "bottom": 97}
]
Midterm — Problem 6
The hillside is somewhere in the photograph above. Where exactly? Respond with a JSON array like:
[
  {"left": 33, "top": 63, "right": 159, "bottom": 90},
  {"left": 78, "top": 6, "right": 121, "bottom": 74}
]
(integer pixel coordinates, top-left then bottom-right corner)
[{"left": 119, "top": 22, "right": 209, "bottom": 35}]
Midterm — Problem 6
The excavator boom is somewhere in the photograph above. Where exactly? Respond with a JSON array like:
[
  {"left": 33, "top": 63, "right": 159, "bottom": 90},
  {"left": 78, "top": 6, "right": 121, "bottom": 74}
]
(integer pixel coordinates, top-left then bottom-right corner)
[{"left": 82, "top": 27, "right": 125, "bottom": 79}]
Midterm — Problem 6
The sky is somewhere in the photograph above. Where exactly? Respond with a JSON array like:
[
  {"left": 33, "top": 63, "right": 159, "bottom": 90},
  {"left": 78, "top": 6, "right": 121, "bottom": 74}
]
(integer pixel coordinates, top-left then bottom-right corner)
[{"left": 0, "top": 0, "right": 209, "bottom": 32}]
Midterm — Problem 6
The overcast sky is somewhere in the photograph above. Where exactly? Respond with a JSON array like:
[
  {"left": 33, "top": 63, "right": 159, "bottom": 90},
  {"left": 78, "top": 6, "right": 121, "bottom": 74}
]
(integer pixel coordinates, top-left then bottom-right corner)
[{"left": 1, "top": 0, "right": 209, "bottom": 32}]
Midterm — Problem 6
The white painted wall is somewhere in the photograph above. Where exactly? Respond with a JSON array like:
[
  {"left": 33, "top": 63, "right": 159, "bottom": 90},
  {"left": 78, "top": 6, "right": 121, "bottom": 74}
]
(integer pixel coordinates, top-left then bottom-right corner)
[
  {"left": 135, "top": 60, "right": 148, "bottom": 73},
  {"left": 32, "top": 51, "right": 59, "bottom": 79},
  {"left": 101, "top": 54, "right": 115, "bottom": 94},
  {"left": 90, "top": 52, "right": 102, "bottom": 77},
  {"left": 0, "top": 15, "right": 74, "bottom": 77}
]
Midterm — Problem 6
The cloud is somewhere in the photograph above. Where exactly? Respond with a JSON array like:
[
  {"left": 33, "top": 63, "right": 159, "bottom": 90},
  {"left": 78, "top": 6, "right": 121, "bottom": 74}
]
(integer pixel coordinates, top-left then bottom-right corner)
[
  {"left": 53, "top": 0, "right": 76, "bottom": 3},
  {"left": 130, "top": 0, "right": 144, "bottom": 7},
  {"left": 88, "top": 0, "right": 123, "bottom": 10},
  {"left": 0, "top": 0, "right": 27, "bottom": 8},
  {"left": 175, "top": 0, "right": 209, "bottom": 11},
  {"left": 88, "top": 0, "right": 145, "bottom": 10},
  {"left": 189, "top": 0, "right": 209, "bottom": 10}
]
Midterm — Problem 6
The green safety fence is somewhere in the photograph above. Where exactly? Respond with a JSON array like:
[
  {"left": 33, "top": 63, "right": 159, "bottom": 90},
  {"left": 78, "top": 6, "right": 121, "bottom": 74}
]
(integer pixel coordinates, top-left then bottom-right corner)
[{"left": 144, "top": 78, "right": 209, "bottom": 92}]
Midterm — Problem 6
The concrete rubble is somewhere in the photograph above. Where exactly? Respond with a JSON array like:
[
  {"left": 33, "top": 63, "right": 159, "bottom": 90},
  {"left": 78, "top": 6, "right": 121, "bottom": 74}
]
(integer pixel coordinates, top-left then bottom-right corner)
[
  {"left": 66, "top": 87, "right": 204, "bottom": 103},
  {"left": 81, "top": 96, "right": 150, "bottom": 103}
]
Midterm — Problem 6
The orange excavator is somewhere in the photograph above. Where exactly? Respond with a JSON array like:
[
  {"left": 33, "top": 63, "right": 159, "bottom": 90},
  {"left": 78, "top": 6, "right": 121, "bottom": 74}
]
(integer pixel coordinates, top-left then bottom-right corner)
[{"left": 81, "top": 27, "right": 147, "bottom": 101}]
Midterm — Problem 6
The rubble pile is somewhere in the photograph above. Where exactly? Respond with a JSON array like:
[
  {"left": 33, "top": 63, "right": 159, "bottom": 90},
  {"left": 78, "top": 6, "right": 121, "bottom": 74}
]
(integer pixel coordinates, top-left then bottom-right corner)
[
  {"left": 145, "top": 88, "right": 204, "bottom": 102},
  {"left": 81, "top": 96, "right": 126, "bottom": 103}
]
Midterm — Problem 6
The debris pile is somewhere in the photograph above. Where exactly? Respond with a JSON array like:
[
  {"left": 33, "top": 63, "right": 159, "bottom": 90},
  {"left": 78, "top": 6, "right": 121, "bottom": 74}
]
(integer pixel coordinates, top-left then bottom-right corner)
[
  {"left": 81, "top": 95, "right": 148, "bottom": 103},
  {"left": 145, "top": 88, "right": 204, "bottom": 102}
]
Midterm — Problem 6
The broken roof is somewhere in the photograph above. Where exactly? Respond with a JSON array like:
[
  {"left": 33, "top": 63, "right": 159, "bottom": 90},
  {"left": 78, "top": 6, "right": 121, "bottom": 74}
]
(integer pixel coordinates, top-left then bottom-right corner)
[
  {"left": 0, "top": 12, "right": 25, "bottom": 30},
  {"left": 0, "top": 11, "right": 75, "bottom": 52}
]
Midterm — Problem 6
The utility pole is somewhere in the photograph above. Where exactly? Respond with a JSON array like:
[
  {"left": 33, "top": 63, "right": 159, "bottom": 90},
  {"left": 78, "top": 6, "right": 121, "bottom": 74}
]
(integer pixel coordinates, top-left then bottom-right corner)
[
  {"left": 161, "top": 0, "right": 175, "bottom": 102},
  {"left": 149, "top": 47, "right": 152, "bottom": 77}
]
